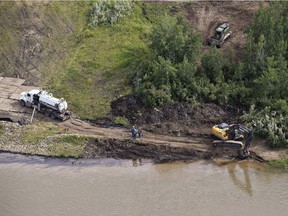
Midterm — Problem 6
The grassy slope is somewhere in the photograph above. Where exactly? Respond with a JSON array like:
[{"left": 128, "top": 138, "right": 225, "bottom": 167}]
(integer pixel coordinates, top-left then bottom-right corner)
[
  {"left": 50, "top": 4, "right": 148, "bottom": 118},
  {"left": 47, "top": 2, "right": 174, "bottom": 119},
  {"left": 0, "top": 2, "right": 22, "bottom": 75},
  {"left": 0, "top": 1, "right": 174, "bottom": 119}
]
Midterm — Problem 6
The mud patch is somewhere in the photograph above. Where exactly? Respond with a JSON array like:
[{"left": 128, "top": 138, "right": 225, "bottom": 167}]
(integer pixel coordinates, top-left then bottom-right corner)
[
  {"left": 84, "top": 138, "right": 209, "bottom": 162},
  {"left": 181, "top": 1, "right": 265, "bottom": 58},
  {"left": 110, "top": 95, "right": 238, "bottom": 137},
  {"left": 82, "top": 137, "right": 258, "bottom": 163}
]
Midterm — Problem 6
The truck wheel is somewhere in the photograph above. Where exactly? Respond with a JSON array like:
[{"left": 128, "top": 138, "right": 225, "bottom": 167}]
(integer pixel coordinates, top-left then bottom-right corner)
[
  {"left": 44, "top": 110, "right": 51, "bottom": 117},
  {"left": 20, "top": 100, "right": 26, "bottom": 107},
  {"left": 207, "top": 39, "right": 211, "bottom": 46},
  {"left": 51, "top": 112, "right": 56, "bottom": 119}
]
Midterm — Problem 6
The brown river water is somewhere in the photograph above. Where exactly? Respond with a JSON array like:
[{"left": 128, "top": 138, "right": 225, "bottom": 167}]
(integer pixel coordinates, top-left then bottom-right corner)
[{"left": 0, "top": 153, "right": 287, "bottom": 216}]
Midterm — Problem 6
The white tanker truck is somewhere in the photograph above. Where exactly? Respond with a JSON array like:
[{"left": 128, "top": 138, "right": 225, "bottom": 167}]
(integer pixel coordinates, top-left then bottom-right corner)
[{"left": 19, "top": 89, "right": 70, "bottom": 120}]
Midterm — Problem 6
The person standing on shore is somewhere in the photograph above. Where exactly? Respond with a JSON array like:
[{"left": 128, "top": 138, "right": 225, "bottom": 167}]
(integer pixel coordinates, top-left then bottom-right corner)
[
  {"left": 131, "top": 126, "right": 137, "bottom": 139},
  {"left": 138, "top": 128, "right": 142, "bottom": 138}
]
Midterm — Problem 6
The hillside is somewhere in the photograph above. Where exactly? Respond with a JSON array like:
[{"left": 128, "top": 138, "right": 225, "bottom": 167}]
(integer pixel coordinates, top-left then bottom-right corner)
[{"left": 0, "top": 1, "right": 263, "bottom": 119}]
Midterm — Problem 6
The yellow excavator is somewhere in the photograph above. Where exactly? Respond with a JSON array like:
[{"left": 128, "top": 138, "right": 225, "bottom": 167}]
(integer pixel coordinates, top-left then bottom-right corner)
[{"left": 211, "top": 123, "right": 253, "bottom": 159}]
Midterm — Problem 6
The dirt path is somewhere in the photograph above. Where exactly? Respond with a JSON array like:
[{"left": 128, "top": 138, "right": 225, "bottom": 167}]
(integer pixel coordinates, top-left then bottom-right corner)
[
  {"left": 59, "top": 115, "right": 212, "bottom": 150},
  {"left": 56, "top": 115, "right": 273, "bottom": 162}
]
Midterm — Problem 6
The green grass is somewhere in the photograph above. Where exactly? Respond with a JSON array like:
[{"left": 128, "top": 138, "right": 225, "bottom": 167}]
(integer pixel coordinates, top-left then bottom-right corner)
[
  {"left": 0, "top": 2, "right": 22, "bottom": 76},
  {"left": 43, "top": 2, "right": 178, "bottom": 119},
  {"left": 114, "top": 116, "right": 129, "bottom": 127},
  {"left": 21, "top": 121, "right": 64, "bottom": 145},
  {"left": 48, "top": 3, "right": 152, "bottom": 119},
  {"left": 47, "top": 135, "right": 87, "bottom": 158},
  {"left": 268, "top": 159, "right": 288, "bottom": 170},
  {"left": 21, "top": 120, "right": 88, "bottom": 158}
]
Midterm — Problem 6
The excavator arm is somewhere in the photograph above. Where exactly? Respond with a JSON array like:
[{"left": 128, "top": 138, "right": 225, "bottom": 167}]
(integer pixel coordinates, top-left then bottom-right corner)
[{"left": 229, "top": 124, "right": 253, "bottom": 153}]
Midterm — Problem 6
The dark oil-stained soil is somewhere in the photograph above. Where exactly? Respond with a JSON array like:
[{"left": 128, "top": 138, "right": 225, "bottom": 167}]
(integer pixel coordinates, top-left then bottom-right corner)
[{"left": 84, "top": 138, "right": 208, "bottom": 162}]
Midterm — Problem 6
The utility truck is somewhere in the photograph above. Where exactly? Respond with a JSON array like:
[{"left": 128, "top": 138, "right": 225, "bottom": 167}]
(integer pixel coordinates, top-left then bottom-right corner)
[{"left": 19, "top": 89, "right": 70, "bottom": 121}]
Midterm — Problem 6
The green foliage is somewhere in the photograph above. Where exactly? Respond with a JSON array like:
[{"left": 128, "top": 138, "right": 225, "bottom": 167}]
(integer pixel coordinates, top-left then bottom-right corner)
[
  {"left": 49, "top": 2, "right": 153, "bottom": 119},
  {"left": 242, "top": 105, "right": 288, "bottom": 148},
  {"left": 148, "top": 15, "right": 201, "bottom": 64},
  {"left": 244, "top": 2, "right": 288, "bottom": 108},
  {"left": 198, "top": 49, "right": 224, "bottom": 84},
  {"left": 114, "top": 116, "right": 129, "bottom": 126},
  {"left": 22, "top": 121, "right": 63, "bottom": 145},
  {"left": 268, "top": 159, "right": 288, "bottom": 170},
  {"left": 47, "top": 135, "right": 87, "bottom": 158},
  {"left": 132, "top": 15, "right": 201, "bottom": 107},
  {"left": 89, "top": 0, "right": 133, "bottom": 27}
]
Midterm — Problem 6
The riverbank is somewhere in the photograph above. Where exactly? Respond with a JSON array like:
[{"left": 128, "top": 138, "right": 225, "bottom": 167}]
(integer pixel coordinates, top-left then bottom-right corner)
[
  {"left": 0, "top": 97, "right": 287, "bottom": 165},
  {"left": 1, "top": 117, "right": 287, "bottom": 166}
]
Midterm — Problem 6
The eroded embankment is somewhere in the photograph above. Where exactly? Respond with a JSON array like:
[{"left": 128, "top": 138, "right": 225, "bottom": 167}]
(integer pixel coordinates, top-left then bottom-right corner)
[{"left": 84, "top": 138, "right": 209, "bottom": 162}]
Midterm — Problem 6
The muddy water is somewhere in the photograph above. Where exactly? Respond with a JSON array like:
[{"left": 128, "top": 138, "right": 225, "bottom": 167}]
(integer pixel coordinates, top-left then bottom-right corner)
[{"left": 0, "top": 154, "right": 288, "bottom": 216}]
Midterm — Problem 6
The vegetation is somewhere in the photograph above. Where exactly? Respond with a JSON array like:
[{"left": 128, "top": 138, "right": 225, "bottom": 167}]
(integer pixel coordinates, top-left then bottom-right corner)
[
  {"left": 132, "top": 15, "right": 201, "bottom": 106},
  {"left": 268, "top": 159, "right": 288, "bottom": 170},
  {"left": 21, "top": 121, "right": 64, "bottom": 145},
  {"left": 89, "top": 0, "right": 133, "bottom": 27},
  {"left": 47, "top": 2, "right": 172, "bottom": 118},
  {"left": 20, "top": 120, "right": 87, "bottom": 158},
  {"left": 47, "top": 135, "right": 87, "bottom": 158},
  {"left": 242, "top": 106, "right": 288, "bottom": 148},
  {"left": 114, "top": 116, "right": 129, "bottom": 127}
]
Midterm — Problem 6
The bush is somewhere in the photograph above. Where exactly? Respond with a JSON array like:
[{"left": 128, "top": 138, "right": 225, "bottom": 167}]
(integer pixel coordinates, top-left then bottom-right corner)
[
  {"left": 242, "top": 105, "right": 288, "bottom": 148},
  {"left": 89, "top": 0, "right": 133, "bottom": 27},
  {"left": 132, "top": 15, "right": 201, "bottom": 107}
]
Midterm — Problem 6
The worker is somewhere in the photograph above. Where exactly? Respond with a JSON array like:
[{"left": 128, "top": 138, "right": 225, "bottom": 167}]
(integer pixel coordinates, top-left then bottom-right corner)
[
  {"left": 131, "top": 126, "right": 137, "bottom": 139},
  {"left": 138, "top": 128, "right": 142, "bottom": 138}
]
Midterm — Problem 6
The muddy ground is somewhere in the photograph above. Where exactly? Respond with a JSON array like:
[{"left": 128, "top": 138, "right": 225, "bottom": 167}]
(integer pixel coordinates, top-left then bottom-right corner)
[
  {"left": 58, "top": 97, "right": 273, "bottom": 162},
  {"left": 181, "top": 1, "right": 267, "bottom": 59}
]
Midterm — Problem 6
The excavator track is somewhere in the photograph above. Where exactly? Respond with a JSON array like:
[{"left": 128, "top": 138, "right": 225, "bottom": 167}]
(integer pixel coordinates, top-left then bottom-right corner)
[{"left": 213, "top": 140, "right": 243, "bottom": 148}]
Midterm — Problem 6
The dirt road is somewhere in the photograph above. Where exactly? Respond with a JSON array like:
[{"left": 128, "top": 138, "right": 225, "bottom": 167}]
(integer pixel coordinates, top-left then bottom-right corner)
[{"left": 56, "top": 115, "right": 273, "bottom": 163}]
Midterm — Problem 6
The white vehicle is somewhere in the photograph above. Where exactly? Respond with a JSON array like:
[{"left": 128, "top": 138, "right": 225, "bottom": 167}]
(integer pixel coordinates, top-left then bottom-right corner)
[{"left": 19, "top": 89, "right": 70, "bottom": 120}]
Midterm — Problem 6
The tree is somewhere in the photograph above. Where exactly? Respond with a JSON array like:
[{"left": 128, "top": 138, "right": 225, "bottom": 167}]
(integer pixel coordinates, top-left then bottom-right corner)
[{"left": 148, "top": 15, "right": 200, "bottom": 64}]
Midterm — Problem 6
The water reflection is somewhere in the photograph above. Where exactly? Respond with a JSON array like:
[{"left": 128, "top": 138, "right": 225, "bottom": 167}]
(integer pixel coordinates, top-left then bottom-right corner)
[{"left": 227, "top": 162, "right": 253, "bottom": 196}]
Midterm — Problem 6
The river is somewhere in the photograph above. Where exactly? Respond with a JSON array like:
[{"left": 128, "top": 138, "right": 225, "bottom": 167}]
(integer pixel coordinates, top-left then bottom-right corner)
[{"left": 0, "top": 153, "right": 287, "bottom": 216}]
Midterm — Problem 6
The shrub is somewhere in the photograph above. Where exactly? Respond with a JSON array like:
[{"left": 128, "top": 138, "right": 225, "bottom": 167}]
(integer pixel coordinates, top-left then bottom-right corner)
[
  {"left": 89, "top": 0, "right": 133, "bottom": 27},
  {"left": 242, "top": 105, "right": 288, "bottom": 148}
]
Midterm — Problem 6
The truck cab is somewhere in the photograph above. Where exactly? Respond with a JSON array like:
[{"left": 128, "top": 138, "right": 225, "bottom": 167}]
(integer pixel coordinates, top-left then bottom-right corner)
[{"left": 20, "top": 90, "right": 41, "bottom": 107}]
